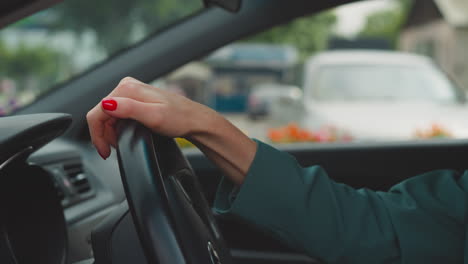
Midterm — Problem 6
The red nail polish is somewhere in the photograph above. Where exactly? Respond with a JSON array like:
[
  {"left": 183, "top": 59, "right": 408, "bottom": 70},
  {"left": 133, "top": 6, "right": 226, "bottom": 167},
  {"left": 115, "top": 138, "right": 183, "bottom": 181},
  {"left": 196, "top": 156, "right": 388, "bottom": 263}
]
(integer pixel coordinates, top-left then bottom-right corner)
[
  {"left": 102, "top": 99, "right": 117, "bottom": 111},
  {"left": 98, "top": 150, "right": 107, "bottom": 160}
]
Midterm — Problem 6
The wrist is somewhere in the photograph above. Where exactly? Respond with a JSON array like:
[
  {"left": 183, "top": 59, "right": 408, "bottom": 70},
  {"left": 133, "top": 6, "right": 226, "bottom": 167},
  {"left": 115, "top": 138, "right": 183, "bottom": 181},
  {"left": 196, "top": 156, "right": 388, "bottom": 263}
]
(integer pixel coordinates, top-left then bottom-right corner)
[
  {"left": 185, "top": 105, "right": 257, "bottom": 185},
  {"left": 187, "top": 104, "right": 226, "bottom": 143}
]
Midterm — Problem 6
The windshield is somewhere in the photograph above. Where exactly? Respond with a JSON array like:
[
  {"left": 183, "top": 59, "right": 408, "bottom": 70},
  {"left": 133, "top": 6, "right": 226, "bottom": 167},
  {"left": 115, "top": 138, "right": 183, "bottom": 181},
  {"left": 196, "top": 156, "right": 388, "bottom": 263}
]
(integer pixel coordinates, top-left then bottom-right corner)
[
  {"left": 310, "top": 64, "right": 459, "bottom": 103},
  {"left": 0, "top": 0, "right": 202, "bottom": 115}
]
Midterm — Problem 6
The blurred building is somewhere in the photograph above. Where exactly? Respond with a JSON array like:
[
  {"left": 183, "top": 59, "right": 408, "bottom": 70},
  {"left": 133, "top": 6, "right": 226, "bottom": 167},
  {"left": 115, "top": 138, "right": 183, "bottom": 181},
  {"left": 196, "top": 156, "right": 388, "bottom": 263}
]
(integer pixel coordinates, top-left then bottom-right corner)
[
  {"left": 205, "top": 43, "right": 299, "bottom": 112},
  {"left": 165, "top": 62, "right": 212, "bottom": 104},
  {"left": 400, "top": 0, "right": 468, "bottom": 90},
  {"left": 328, "top": 37, "right": 392, "bottom": 50}
]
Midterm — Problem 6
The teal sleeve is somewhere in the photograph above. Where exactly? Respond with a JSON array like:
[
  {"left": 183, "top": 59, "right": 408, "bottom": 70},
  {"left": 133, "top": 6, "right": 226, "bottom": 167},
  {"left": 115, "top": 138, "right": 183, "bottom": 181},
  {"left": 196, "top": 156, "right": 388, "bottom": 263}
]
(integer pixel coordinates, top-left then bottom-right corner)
[{"left": 213, "top": 141, "right": 467, "bottom": 264}]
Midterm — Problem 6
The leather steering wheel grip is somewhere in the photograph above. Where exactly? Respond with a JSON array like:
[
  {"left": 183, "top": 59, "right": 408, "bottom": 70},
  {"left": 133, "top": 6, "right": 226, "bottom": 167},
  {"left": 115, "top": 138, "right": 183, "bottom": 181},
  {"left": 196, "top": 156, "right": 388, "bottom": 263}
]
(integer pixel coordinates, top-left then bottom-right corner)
[{"left": 115, "top": 119, "right": 232, "bottom": 264}]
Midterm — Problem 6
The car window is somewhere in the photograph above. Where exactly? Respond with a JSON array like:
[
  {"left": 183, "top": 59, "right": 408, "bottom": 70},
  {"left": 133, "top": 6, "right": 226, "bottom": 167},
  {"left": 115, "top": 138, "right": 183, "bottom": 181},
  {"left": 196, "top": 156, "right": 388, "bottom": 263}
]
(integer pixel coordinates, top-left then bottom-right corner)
[
  {"left": 310, "top": 65, "right": 458, "bottom": 102},
  {"left": 157, "top": 0, "right": 468, "bottom": 147},
  {"left": 0, "top": 0, "right": 202, "bottom": 115}
]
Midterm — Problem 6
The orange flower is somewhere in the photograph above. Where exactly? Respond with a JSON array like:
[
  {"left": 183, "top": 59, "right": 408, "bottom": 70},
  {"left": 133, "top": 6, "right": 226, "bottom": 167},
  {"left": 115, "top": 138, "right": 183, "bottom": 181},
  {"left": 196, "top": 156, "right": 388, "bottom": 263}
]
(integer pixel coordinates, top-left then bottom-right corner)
[
  {"left": 286, "top": 123, "right": 300, "bottom": 139},
  {"left": 414, "top": 123, "right": 452, "bottom": 139},
  {"left": 268, "top": 123, "right": 352, "bottom": 143},
  {"left": 268, "top": 129, "right": 287, "bottom": 142},
  {"left": 297, "top": 130, "right": 313, "bottom": 141}
]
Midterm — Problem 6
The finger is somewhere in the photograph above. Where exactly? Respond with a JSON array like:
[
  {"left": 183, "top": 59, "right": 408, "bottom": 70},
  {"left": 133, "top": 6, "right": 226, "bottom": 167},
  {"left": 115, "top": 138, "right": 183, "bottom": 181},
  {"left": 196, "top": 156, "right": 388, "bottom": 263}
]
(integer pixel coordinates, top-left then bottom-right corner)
[
  {"left": 100, "top": 97, "right": 163, "bottom": 129},
  {"left": 88, "top": 77, "right": 159, "bottom": 159},
  {"left": 110, "top": 77, "right": 162, "bottom": 103},
  {"left": 87, "top": 104, "right": 113, "bottom": 159}
]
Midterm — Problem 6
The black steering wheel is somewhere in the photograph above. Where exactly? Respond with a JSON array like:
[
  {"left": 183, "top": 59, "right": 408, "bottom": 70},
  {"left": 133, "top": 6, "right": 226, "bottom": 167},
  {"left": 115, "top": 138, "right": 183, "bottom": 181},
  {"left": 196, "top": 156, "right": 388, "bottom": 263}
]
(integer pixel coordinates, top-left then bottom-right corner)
[{"left": 116, "top": 119, "right": 232, "bottom": 264}]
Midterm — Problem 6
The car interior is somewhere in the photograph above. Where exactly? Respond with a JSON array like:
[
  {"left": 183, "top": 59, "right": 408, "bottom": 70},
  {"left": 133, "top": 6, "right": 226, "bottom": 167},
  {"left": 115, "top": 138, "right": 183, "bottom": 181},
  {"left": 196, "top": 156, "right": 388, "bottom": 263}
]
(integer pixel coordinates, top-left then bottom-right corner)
[{"left": 1, "top": 0, "right": 467, "bottom": 263}]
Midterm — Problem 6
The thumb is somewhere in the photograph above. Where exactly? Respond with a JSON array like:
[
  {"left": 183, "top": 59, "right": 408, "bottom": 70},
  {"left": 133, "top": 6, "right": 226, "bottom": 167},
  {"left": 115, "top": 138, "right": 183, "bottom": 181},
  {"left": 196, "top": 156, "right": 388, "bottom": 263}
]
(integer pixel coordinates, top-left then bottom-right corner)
[{"left": 101, "top": 97, "right": 161, "bottom": 128}]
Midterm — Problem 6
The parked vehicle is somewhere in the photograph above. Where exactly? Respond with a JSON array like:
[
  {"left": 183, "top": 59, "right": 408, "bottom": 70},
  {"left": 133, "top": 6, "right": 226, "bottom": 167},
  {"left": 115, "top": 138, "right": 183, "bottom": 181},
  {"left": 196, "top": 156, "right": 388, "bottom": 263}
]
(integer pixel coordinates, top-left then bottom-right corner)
[
  {"left": 299, "top": 50, "right": 468, "bottom": 140},
  {"left": 247, "top": 83, "right": 302, "bottom": 119},
  {"left": 206, "top": 43, "right": 298, "bottom": 112}
]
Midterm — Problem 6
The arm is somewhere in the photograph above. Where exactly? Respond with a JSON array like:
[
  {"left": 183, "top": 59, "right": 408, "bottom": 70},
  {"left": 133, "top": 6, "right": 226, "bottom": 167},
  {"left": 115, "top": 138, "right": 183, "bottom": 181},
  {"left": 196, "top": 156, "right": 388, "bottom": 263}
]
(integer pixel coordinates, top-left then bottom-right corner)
[
  {"left": 86, "top": 77, "right": 255, "bottom": 185},
  {"left": 87, "top": 77, "right": 466, "bottom": 263},
  {"left": 214, "top": 141, "right": 467, "bottom": 263},
  {"left": 187, "top": 113, "right": 256, "bottom": 185}
]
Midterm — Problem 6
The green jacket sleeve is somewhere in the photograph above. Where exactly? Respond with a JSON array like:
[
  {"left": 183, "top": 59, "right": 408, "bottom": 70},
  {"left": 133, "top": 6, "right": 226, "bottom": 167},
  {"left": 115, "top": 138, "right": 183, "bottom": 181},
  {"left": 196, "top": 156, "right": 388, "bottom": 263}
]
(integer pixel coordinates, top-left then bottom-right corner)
[{"left": 213, "top": 141, "right": 467, "bottom": 264}]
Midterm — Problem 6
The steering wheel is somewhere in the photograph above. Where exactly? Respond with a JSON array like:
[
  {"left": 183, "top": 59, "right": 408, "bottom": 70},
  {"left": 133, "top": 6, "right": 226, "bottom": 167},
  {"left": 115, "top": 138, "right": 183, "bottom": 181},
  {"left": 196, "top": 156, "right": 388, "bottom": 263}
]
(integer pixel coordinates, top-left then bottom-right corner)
[
  {"left": 0, "top": 113, "right": 70, "bottom": 264},
  {"left": 116, "top": 119, "right": 233, "bottom": 264}
]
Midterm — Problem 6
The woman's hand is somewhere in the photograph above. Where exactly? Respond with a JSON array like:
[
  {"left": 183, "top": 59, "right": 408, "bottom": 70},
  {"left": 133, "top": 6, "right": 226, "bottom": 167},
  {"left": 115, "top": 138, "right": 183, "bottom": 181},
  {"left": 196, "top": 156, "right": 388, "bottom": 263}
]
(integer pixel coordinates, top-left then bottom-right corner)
[
  {"left": 86, "top": 77, "right": 218, "bottom": 159},
  {"left": 87, "top": 77, "right": 256, "bottom": 185}
]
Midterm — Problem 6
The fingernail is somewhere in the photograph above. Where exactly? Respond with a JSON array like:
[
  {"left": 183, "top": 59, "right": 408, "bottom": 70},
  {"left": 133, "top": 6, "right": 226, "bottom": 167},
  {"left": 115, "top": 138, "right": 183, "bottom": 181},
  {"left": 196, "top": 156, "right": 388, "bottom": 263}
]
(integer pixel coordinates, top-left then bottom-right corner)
[
  {"left": 102, "top": 99, "right": 117, "bottom": 111},
  {"left": 98, "top": 150, "right": 107, "bottom": 160}
]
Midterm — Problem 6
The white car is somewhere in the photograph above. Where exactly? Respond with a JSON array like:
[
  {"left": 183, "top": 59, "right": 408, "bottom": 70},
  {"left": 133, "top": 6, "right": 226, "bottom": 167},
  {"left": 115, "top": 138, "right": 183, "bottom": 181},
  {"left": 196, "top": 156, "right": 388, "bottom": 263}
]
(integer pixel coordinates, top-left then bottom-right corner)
[{"left": 299, "top": 50, "right": 468, "bottom": 141}]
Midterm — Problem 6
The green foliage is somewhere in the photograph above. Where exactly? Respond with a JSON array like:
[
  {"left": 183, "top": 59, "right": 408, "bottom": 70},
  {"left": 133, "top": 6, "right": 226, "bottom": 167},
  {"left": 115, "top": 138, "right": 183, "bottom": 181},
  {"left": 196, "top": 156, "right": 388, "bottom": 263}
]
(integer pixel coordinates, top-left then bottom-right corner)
[
  {"left": 243, "top": 12, "right": 337, "bottom": 60},
  {"left": 359, "top": 0, "right": 413, "bottom": 48},
  {"left": 0, "top": 40, "right": 7, "bottom": 75},
  {"left": 51, "top": 0, "right": 202, "bottom": 53},
  {"left": 0, "top": 39, "right": 65, "bottom": 92}
]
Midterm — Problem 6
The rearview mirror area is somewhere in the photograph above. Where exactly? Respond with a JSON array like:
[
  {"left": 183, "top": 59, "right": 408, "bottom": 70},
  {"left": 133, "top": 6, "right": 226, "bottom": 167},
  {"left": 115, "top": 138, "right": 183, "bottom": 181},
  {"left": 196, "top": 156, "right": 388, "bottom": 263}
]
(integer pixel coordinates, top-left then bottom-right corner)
[{"left": 203, "top": 0, "right": 242, "bottom": 12}]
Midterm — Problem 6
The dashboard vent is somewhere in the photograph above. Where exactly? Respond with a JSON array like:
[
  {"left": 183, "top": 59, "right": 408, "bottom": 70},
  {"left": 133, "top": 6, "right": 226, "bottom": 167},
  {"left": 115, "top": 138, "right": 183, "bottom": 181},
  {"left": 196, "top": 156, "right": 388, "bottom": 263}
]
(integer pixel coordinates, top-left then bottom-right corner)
[
  {"left": 63, "top": 162, "right": 92, "bottom": 194},
  {"left": 43, "top": 159, "right": 95, "bottom": 208}
]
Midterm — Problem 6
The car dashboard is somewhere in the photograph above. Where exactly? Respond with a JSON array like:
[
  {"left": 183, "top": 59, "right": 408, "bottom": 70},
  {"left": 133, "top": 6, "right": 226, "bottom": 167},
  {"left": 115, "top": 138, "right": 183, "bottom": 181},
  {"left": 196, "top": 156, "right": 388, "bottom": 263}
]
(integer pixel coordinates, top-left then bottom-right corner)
[
  {"left": 26, "top": 138, "right": 319, "bottom": 264},
  {"left": 28, "top": 139, "right": 125, "bottom": 262}
]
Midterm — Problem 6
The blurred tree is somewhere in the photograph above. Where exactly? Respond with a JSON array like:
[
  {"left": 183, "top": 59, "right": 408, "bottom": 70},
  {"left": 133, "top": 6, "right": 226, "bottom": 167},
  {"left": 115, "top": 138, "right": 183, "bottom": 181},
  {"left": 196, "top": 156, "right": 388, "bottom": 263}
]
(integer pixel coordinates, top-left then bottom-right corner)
[
  {"left": 0, "top": 40, "right": 8, "bottom": 75},
  {"left": 51, "top": 0, "right": 202, "bottom": 53},
  {"left": 242, "top": 12, "right": 337, "bottom": 60},
  {"left": 358, "top": 0, "right": 413, "bottom": 48},
  {"left": 0, "top": 43, "right": 64, "bottom": 93}
]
